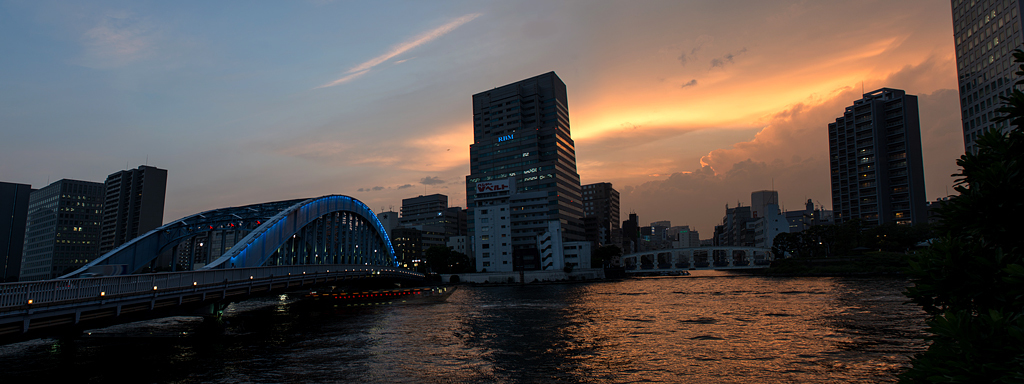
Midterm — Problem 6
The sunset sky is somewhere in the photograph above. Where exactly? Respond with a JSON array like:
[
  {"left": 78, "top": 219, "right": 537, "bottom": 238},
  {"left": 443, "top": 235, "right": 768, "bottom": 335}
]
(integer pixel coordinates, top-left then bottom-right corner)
[{"left": 0, "top": 0, "right": 963, "bottom": 236}]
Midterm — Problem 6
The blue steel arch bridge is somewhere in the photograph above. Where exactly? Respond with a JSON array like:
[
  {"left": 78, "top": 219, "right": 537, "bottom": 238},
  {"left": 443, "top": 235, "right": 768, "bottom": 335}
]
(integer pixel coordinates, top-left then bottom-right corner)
[{"left": 0, "top": 195, "right": 424, "bottom": 345}]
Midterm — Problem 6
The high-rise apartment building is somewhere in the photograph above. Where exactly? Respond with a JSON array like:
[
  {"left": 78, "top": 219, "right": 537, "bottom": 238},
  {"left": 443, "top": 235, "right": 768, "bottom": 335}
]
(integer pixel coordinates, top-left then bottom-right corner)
[
  {"left": 0, "top": 182, "right": 31, "bottom": 282},
  {"left": 582, "top": 182, "right": 620, "bottom": 247},
  {"left": 828, "top": 88, "right": 928, "bottom": 226},
  {"left": 20, "top": 179, "right": 105, "bottom": 281},
  {"left": 99, "top": 165, "right": 167, "bottom": 254},
  {"left": 951, "top": 0, "right": 1022, "bottom": 152},
  {"left": 466, "top": 72, "right": 585, "bottom": 257}
]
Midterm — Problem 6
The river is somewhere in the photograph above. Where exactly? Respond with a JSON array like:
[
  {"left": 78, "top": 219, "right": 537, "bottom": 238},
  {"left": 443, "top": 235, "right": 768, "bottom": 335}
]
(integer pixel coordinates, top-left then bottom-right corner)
[{"left": 0, "top": 272, "right": 927, "bottom": 383}]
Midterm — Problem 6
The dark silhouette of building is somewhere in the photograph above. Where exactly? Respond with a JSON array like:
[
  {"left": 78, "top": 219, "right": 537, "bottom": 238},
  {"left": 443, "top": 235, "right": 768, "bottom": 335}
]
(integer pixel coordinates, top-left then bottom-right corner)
[
  {"left": 399, "top": 194, "right": 448, "bottom": 228},
  {"left": 582, "top": 182, "right": 620, "bottom": 247},
  {"left": 950, "top": 1, "right": 1022, "bottom": 153},
  {"left": 784, "top": 199, "right": 834, "bottom": 233},
  {"left": 621, "top": 213, "right": 639, "bottom": 254},
  {"left": 99, "top": 165, "right": 167, "bottom": 254},
  {"left": 391, "top": 227, "right": 423, "bottom": 271},
  {"left": 0, "top": 182, "right": 31, "bottom": 282},
  {"left": 467, "top": 72, "right": 585, "bottom": 259},
  {"left": 828, "top": 88, "right": 927, "bottom": 226},
  {"left": 21, "top": 179, "right": 105, "bottom": 281},
  {"left": 717, "top": 204, "right": 756, "bottom": 246},
  {"left": 398, "top": 194, "right": 464, "bottom": 256}
]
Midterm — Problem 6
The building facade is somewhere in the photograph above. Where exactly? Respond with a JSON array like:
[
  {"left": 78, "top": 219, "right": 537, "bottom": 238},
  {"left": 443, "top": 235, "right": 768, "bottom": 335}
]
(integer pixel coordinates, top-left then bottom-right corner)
[
  {"left": 20, "top": 179, "right": 105, "bottom": 281},
  {"left": 99, "top": 165, "right": 167, "bottom": 254},
  {"left": 582, "top": 182, "right": 620, "bottom": 247},
  {"left": 397, "top": 194, "right": 464, "bottom": 258},
  {"left": 466, "top": 72, "right": 585, "bottom": 260},
  {"left": 828, "top": 88, "right": 928, "bottom": 226},
  {"left": 472, "top": 179, "right": 518, "bottom": 272},
  {"left": 0, "top": 182, "right": 31, "bottom": 282},
  {"left": 950, "top": 0, "right": 1023, "bottom": 153},
  {"left": 784, "top": 199, "right": 834, "bottom": 233},
  {"left": 750, "top": 190, "right": 779, "bottom": 219}
]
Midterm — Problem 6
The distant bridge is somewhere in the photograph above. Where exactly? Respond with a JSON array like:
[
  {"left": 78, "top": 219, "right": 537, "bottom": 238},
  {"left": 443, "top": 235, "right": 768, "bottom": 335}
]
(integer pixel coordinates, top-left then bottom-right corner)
[
  {"left": 621, "top": 246, "right": 775, "bottom": 275},
  {"left": 0, "top": 195, "right": 424, "bottom": 345}
]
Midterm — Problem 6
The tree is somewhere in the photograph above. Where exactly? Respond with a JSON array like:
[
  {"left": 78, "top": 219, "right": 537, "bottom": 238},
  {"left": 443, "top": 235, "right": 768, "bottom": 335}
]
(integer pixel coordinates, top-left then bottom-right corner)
[
  {"left": 592, "top": 245, "right": 622, "bottom": 267},
  {"left": 900, "top": 50, "right": 1024, "bottom": 382},
  {"left": 424, "top": 245, "right": 472, "bottom": 274}
]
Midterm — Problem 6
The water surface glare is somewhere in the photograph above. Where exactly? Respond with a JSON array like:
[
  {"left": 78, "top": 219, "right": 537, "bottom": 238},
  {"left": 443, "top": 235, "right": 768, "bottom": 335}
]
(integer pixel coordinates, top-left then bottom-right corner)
[{"left": 0, "top": 274, "right": 927, "bottom": 383}]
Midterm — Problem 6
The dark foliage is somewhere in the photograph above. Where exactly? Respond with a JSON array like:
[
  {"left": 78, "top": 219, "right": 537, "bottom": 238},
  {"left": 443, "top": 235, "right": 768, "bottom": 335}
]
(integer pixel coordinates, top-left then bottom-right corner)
[
  {"left": 900, "top": 50, "right": 1024, "bottom": 383},
  {"left": 424, "top": 245, "right": 472, "bottom": 274},
  {"left": 592, "top": 245, "right": 623, "bottom": 267}
]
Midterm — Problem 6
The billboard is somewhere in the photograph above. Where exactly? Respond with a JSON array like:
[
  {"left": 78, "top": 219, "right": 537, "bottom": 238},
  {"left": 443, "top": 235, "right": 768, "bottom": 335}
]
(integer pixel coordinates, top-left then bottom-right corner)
[{"left": 476, "top": 179, "right": 510, "bottom": 194}]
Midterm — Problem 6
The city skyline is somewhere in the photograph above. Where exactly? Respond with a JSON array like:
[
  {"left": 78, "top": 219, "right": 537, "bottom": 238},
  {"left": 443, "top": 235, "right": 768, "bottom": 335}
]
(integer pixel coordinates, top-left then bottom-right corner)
[{"left": 0, "top": 0, "right": 963, "bottom": 236}]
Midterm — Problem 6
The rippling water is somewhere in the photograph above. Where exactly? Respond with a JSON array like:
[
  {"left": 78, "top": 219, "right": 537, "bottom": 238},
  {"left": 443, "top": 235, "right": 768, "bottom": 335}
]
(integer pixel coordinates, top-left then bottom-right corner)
[{"left": 0, "top": 273, "right": 927, "bottom": 383}]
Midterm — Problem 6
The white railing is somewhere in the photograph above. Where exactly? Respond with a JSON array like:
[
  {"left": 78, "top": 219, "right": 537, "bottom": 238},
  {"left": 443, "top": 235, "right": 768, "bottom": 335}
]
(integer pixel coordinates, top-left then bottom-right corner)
[{"left": 0, "top": 265, "right": 422, "bottom": 309}]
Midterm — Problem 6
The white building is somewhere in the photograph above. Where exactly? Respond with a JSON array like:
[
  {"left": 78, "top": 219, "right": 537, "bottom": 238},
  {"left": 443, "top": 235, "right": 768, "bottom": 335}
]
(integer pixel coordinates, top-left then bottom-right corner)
[
  {"left": 473, "top": 179, "right": 515, "bottom": 272},
  {"left": 753, "top": 203, "right": 789, "bottom": 249},
  {"left": 538, "top": 221, "right": 592, "bottom": 270},
  {"left": 562, "top": 241, "right": 592, "bottom": 270}
]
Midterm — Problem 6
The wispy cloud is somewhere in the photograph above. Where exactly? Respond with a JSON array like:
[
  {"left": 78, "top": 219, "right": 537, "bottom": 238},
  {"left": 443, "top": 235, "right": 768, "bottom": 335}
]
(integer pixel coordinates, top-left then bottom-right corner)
[
  {"left": 421, "top": 176, "right": 445, "bottom": 185},
  {"left": 76, "top": 11, "right": 156, "bottom": 68},
  {"left": 710, "top": 47, "right": 748, "bottom": 69},
  {"left": 681, "top": 79, "right": 698, "bottom": 89},
  {"left": 316, "top": 13, "right": 481, "bottom": 89}
]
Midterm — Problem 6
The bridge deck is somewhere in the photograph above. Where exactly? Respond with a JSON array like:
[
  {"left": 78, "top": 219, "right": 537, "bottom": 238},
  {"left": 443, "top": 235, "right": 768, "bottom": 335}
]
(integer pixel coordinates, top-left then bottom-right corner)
[{"left": 0, "top": 265, "right": 422, "bottom": 345}]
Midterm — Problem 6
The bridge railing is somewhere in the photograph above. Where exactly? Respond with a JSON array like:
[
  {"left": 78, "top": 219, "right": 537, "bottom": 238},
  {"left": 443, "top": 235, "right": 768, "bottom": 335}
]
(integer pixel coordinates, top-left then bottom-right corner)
[{"left": 0, "top": 265, "right": 421, "bottom": 309}]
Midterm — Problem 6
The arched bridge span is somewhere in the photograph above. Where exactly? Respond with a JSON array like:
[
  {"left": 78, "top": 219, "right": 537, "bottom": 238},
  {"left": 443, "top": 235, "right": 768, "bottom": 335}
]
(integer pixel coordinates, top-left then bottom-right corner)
[{"left": 62, "top": 195, "right": 396, "bottom": 278}]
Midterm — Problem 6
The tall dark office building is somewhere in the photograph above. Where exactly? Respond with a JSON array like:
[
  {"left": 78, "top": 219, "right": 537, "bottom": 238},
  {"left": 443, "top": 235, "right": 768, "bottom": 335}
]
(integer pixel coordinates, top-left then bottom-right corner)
[
  {"left": 582, "top": 182, "right": 620, "bottom": 247},
  {"left": 950, "top": 0, "right": 1023, "bottom": 153},
  {"left": 20, "top": 179, "right": 105, "bottom": 281},
  {"left": 466, "top": 72, "right": 585, "bottom": 252},
  {"left": 0, "top": 182, "right": 31, "bottom": 282},
  {"left": 621, "top": 213, "right": 639, "bottom": 254},
  {"left": 828, "top": 88, "right": 928, "bottom": 226},
  {"left": 99, "top": 165, "right": 167, "bottom": 254}
]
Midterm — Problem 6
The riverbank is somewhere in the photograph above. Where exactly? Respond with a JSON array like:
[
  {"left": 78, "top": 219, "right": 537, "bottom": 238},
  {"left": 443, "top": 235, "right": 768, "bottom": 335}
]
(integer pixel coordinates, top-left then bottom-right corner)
[{"left": 761, "top": 252, "right": 911, "bottom": 276}]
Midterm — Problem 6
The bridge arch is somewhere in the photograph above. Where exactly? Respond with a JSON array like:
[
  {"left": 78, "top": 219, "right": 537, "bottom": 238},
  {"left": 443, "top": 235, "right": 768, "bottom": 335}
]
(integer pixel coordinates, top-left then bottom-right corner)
[
  {"left": 205, "top": 195, "right": 395, "bottom": 269},
  {"left": 61, "top": 195, "right": 395, "bottom": 278}
]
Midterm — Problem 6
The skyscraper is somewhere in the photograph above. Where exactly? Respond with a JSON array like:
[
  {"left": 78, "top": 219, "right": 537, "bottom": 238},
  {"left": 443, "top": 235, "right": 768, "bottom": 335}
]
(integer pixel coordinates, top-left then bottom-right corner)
[
  {"left": 466, "top": 72, "right": 585, "bottom": 259},
  {"left": 99, "top": 165, "right": 167, "bottom": 254},
  {"left": 0, "top": 182, "right": 31, "bottom": 282},
  {"left": 828, "top": 88, "right": 927, "bottom": 226},
  {"left": 20, "top": 179, "right": 105, "bottom": 281},
  {"left": 950, "top": 0, "right": 1022, "bottom": 153},
  {"left": 582, "top": 182, "right": 620, "bottom": 247}
]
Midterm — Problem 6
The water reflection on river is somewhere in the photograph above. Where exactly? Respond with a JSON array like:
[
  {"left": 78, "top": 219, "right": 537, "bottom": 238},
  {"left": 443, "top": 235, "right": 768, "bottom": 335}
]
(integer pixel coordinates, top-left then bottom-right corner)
[{"left": 0, "top": 273, "right": 927, "bottom": 383}]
